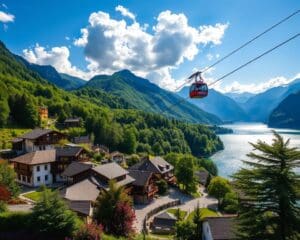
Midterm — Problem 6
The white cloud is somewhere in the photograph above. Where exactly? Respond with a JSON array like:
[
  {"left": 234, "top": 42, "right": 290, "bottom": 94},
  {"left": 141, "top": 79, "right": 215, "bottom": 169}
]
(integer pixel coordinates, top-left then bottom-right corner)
[
  {"left": 2, "top": 4, "right": 8, "bottom": 9},
  {"left": 23, "top": 44, "right": 90, "bottom": 80},
  {"left": 212, "top": 74, "right": 300, "bottom": 94},
  {"left": 206, "top": 53, "right": 213, "bottom": 61},
  {"left": 0, "top": 11, "right": 14, "bottom": 23},
  {"left": 73, "top": 9, "right": 228, "bottom": 89},
  {"left": 115, "top": 5, "right": 136, "bottom": 21}
]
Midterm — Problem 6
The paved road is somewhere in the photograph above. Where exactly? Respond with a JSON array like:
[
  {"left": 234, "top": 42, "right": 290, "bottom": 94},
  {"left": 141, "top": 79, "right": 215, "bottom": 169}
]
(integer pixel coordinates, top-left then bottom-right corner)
[
  {"left": 133, "top": 187, "right": 218, "bottom": 232},
  {"left": 7, "top": 204, "right": 33, "bottom": 212}
]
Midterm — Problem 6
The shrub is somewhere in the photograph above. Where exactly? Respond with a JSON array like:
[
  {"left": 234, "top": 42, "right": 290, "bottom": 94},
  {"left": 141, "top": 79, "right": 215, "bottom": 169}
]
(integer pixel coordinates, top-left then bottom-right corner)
[
  {"left": 156, "top": 179, "right": 168, "bottom": 195},
  {"left": 74, "top": 222, "right": 103, "bottom": 240}
]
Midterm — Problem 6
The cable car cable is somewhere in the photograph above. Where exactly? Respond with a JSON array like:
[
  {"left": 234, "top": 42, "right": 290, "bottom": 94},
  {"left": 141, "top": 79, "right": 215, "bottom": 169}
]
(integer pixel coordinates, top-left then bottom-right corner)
[
  {"left": 162, "top": 32, "right": 300, "bottom": 114},
  {"left": 172, "top": 9, "right": 300, "bottom": 93}
]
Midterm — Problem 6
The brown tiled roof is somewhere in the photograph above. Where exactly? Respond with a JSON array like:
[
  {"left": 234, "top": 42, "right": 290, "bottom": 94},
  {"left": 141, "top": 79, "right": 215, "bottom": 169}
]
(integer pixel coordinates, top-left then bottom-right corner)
[
  {"left": 92, "top": 162, "right": 128, "bottom": 180},
  {"left": 130, "top": 156, "right": 174, "bottom": 174},
  {"left": 62, "top": 162, "right": 93, "bottom": 177},
  {"left": 11, "top": 150, "right": 56, "bottom": 165},
  {"left": 205, "top": 216, "right": 237, "bottom": 240},
  {"left": 19, "top": 129, "right": 54, "bottom": 140},
  {"left": 128, "top": 170, "right": 153, "bottom": 187},
  {"left": 56, "top": 147, "right": 84, "bottom": 157}
]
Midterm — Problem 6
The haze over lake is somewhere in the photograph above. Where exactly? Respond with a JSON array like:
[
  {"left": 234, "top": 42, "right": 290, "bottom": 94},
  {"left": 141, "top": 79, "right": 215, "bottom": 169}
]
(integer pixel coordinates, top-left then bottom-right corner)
[{"left": 211, "top": 123, "right": 300, "bottom": 178}]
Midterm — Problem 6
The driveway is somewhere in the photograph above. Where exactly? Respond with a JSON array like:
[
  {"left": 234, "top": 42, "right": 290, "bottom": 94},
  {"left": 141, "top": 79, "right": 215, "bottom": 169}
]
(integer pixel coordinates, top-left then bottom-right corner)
[
  {"left": 133, "top": 186, "right": 218, "bottom": 233},
  {"left": 7, "top": 204, "right": 33, "bottom": 212}
]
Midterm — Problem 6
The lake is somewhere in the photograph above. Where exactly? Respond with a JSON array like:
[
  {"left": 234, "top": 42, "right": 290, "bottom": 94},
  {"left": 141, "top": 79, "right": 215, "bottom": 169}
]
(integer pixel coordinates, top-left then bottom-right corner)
[{"left": 211, "top": 122, "right": 300, "bottom": 178}]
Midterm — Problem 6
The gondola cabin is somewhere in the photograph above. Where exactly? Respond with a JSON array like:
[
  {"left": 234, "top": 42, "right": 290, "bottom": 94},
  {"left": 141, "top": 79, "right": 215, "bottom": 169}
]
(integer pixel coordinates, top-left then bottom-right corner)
[{"left": 188, "top": 71, "right": 208, "bottom": 99}]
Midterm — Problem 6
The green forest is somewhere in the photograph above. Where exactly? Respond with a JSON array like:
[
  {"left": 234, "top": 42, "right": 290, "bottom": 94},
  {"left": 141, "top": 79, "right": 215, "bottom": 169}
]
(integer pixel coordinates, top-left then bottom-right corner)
[{"left": 0, "top": 41, "right": 223, "bottom": 157}]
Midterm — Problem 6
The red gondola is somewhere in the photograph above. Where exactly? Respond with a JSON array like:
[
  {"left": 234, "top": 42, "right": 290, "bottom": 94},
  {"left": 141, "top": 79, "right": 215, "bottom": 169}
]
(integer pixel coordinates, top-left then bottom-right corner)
[{"left": 189, "top": 71, "right": 208, "bottom": 99}]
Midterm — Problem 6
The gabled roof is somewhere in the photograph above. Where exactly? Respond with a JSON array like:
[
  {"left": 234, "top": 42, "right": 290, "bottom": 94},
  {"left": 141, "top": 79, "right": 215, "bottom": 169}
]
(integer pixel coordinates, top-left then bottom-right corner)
[
  {"left": 92, "top": 162, "right": 128, "bottom": 180},
  {"left": 56, "top": 147, "right": 84, "bottom": 157},
  {"left": 62, "top": 177, "right": 101, "bottom": 201},
  {"left": 155, "top": 212, "right": 177, "bottom": 220},
  {"left": 205, "top": 216, "right": 237, "bottom": 240},
  {"left": 128, "top": 169, "right": 153, "bottom": 187},
  {"left": 19, "top": 129, "right": 60, "bottom": 140},
  {"left": 130, "top": 156, "right": 173, "bottom": 174},
  {"left": 62, "top": 162, "right": 93, "bottom": 177},
  {"left": 67, "top": 200, "right": 92, "bottom": 216},
  {"left": 11, "top": 150, "right": 56, "bottom": 165}
]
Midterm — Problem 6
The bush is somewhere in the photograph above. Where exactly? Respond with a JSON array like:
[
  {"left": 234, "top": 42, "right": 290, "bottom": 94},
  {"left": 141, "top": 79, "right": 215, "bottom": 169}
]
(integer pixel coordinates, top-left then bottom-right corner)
[
  {"left": 73, "top": 222, "right": 103, "bottom": 240},
  {"left": 0, "top": 211, "right": 32, "bottom": 231},
  {"left": 156, "top": 179, "right": 168, "bottom": 195},
  {"left": 0, "top": 201, "right": 7, "bottom": 213}
]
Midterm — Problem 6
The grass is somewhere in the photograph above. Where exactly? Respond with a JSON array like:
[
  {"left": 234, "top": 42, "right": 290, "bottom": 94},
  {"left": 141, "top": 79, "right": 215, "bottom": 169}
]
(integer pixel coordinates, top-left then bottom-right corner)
[
  {"left": 187, "top": 208, "right": 219, "bottom": 222},
  {"left": 0, "top": 128, "right": 30, "bottom": 149},
  {"left": 148, "top": 233, "right": 174, "bottom": 239},
  {"left": 23, "top": 188, "right": 54, "bottom": 202},
  {"left": 167, "top": 208, "right": 187, "bottom": 220}
]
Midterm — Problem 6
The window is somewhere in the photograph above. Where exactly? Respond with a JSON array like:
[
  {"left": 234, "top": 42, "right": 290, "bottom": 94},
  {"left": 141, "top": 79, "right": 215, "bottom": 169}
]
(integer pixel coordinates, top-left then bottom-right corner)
[
  {"left": 44, "top": 164, "right": 48, "bottom": 170},
  {"left": 22, "top": 175, "right": 26, "bottom": 182},
  {"left": 45, "top": 175, "right": 48, "bottom": 181},
  {"left": 37, "top": 166, "right": 40, "bottom": 172},
  {"left": 37, "top": 176, "right": 40, "bottom": 182}
]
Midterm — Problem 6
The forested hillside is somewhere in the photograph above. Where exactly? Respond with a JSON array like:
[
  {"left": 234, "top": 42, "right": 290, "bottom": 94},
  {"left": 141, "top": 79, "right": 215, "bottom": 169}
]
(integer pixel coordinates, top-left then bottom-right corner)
[
  {"left": 81, "top": 70, "right": 221, "bottom": 124},
  {"left": 268, "top": 90, "right": 300, "bottom": 129},
  {"left": 0, "top": 40, "right": 223, "bottom": 156}
]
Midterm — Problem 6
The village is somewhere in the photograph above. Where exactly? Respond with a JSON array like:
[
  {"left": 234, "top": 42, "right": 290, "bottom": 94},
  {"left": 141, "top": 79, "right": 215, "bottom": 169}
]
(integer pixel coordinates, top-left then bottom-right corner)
[{"left": 0, "top": 108, "right": 237, "bottom": 240}]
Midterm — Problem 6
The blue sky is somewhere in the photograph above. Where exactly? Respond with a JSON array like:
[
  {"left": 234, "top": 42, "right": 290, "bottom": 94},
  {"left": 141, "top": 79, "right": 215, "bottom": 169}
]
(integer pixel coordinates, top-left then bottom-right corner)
[{"left": 0, "top": 0, "right": 300, "bottom": 93}]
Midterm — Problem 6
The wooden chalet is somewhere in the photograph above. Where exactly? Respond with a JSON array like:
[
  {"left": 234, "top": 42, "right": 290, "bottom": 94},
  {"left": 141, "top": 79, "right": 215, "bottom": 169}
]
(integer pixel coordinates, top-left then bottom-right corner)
[
  {"left": 64, "top": 118, "right": 81, "bottom": 128},
  {"left": 128, "top": 169, "right": 158, "bottom": 204}
]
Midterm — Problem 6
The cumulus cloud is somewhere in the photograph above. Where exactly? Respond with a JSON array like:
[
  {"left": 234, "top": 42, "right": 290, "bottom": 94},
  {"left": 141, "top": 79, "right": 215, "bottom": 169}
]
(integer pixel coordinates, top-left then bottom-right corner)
[
  {"left": 0, "top": 11, "right": 14, "bottom": 23},
  {"left": 23, "top": 44, "right": 90, "bottom": 80},
  {"left": 212, "top": 74, "right": 300, "bottom": 94},
  {"left": 73, "top": 8, "right": 228, "bottom": 89},
  {"left": 115, "top": 5, "right": 136, "bottom": 21}
]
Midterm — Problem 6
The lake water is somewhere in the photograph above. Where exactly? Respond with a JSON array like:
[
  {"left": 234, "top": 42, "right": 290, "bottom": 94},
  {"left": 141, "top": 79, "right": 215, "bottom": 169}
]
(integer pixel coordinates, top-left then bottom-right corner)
[{"left": 211, "top": 122, "right": 300, "bottom": 178}]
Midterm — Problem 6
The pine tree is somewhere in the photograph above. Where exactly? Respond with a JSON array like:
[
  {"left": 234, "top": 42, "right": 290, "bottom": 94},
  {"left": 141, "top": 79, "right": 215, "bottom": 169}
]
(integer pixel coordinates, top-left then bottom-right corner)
[
  {"left": 193, "top": 202, "right": 202, "bottom": 239},
  {"left": 233, "top": 132, "right": 300, "bottom": 240}
]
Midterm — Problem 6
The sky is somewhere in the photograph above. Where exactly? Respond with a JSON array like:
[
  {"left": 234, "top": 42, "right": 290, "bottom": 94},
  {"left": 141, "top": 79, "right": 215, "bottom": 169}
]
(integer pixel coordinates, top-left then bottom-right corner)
[{"left": 0, "top": 0, "right": 300, "bottom": 93}]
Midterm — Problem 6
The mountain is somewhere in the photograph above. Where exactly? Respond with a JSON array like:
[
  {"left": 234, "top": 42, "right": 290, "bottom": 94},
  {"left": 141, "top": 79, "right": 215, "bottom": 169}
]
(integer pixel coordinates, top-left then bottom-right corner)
[
  {"left": 82, "top": 70, "right": 221, "bottom": 124},
  {"left": 268, "top": 90, "right": 300, "bottom": 129},
  {"left": 177, "top": 87, "right": 249, "bottom": 122},
  {"left": 241, "top": 79, "right": 300, "bottom": 122},
  {"left": 226, "top": 92, "right": 256, "bottom": 103},
  {"left": 14, "top": 55, "right": 85, "bottom": 90}
]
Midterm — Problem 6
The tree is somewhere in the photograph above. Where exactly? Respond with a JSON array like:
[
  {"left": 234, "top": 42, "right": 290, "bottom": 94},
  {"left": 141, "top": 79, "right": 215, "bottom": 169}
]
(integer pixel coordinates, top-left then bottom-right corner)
[
  {"left": 73, "top": 222, "right": 103, "bottom": 240},
  {"left": 233, "top": 132, "right": 300, "bottom": 240},
  {"left": 31, "top": 188, "right": 78, "bottom": 238},
  {"left": 126, "top": 154, "right": 140, "bottom": 167},
  {"left": 175, "top": 220, "right": 196, "bottom": 240},
  {"left": 164, "top": 152, "right": 181, "bottom": 168},
  {"left": 0, "top": 98, "right": 9, "bottom": 127},
  {"left": 0, "top": 162, "right": 20, "bottom": 197},
  {"left": 93, "top": 181, "right": 134, "bottom": 237},
  {"left": 207, "top": 176, "right": 231, "bottom": 208},
  {"left": 175, "top": 155, "right": 197, "bottom": 193},
  {"left": 122, "top": 128, "right": 137, "bottom": 154},
  {"left": 0, "top": 184, "right": 11, "bottom": 201},
  {"left": 222, "top": 191, "right": 238, "bottom": 214},
  {"left": 193, "top": 203, "right": 202, "bottom": 239},
  {"left": 198, "top": 158, "right": 218, "bottom": 176},
  {"left": 156, "top": 179, "right": 168, "bottom": 195}
]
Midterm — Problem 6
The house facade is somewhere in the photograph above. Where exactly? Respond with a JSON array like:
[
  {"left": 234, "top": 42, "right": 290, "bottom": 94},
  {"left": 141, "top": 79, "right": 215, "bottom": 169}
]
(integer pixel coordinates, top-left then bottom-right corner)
[
  {"left": 11, "top": 150, "right": 56, "bottom": 187},
  {"left": 12, "top": 129, "right": 66, "bottom": 154},
  {"left": 109, "top": 151, "right": 125, "bottom": 164}
]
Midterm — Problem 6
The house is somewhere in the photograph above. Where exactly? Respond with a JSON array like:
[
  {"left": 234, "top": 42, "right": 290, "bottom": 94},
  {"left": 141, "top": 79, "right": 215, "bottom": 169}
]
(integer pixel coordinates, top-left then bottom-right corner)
[
  {"left": 130, "top": 156, "right": 176, "bottom": 184},
  {"left": 151, "top": 212, "right": 177, "bottom": 234},
  {"left": 92, "top": 145, "right": 109, "bottom": 155},
  {"left": 202, "top": 216, "right": 237, "bottom": 240},
  {"left": 71, "top": 135, "right": 92, "bottom": 146},
  {"left": 12, "top": 129, "right": 66, "bottom": 154},
  {"left": 38, "top": 106, "right": 48, "bottom": 120},
  {"left": 195, "top": 169, "right": 210, "bottom": 187},
  {"left": 64, "top": 118, "right": 81, "bottom": 128},
  {"left": 109, "top": 151, "right": 125, "bottom": 164},
  {"left": 62, "top": 162, "right": 135, "bottom": 219},
  {"left": 128, "top": 169, "right": 158, "bottom": 204},
  {"left": 53, "top": 147, "right": 89, "bottom": 182},
  {"left": 11, "top": 150, "right": 56, "bottom": 187},
  {"left": 62, "top": 161, "right": 93, "bottom": 185}
]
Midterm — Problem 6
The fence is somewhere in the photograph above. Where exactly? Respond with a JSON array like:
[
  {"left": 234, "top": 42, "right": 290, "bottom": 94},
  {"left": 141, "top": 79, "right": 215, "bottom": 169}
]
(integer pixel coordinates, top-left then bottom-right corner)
[{"left": 142, "top": 199, "right": 181, "bottom": 234}]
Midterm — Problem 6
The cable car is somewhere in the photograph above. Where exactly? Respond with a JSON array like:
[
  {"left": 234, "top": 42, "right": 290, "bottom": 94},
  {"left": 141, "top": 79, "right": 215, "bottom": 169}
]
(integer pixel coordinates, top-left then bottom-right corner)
[{"left": 189, "top": 71, "right": 208, "bottom": 99}]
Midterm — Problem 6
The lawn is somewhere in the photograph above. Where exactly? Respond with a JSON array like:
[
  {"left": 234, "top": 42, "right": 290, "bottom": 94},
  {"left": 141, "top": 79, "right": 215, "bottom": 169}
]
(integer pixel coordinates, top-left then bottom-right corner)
[
  {"left": 167, "top": 208, "right": 187, "bottom": 220},
  {"left": 187, "top": 208, "right": 219, "bottom": 222},
  {"left": 0, "top": 128, "right": 30, "bottom": 149},
  {"left": 23, "top": 188, "right": 55, "bottom": 202}
]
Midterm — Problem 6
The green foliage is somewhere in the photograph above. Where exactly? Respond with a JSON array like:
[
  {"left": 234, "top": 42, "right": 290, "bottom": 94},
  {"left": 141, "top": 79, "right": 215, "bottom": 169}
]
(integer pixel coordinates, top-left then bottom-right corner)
[
  {"left": 0, "top": 162, "right": 20, "bottom": 197},
  {"left": 175, "top": 155, "right": 197, "bottom": 194},
  {"left": 73, "top": 222, "right": 103, "bottom": 240},
  {"left": 208, "top": 176, "right": 231, "bottom": 206},
  {"left": 0, "top": 211, "right": 32, "bottom": 231},
  {"left": 167, "top": 208, "right": 187, "bottom": 221},
  {"left": 187, "top": 208, "right": 218, "bottom": 222},
  {"left": 156, "top": 179, "right": 168, "bottom": 195},
  {"left": 221, "top": 191, "right": 238, "bottom": 214},
  {"left": 121, "top": 127, "right": 137, "bottom": 154},
  {"left": 0, "top": 201, "right": 7, "bottom": 213},
  {"left": 193, "top": 204, "right": 202, "bottom": 240},
  {"left": 233, "top": 132, "right": 300, "bottom": 240},
  {"left": 197, "top": 158, "right": 218, "bottom": 176},
  {"left": 126, "top": 154, "right": 140, "bottom": 167},
  {"left": 31, "top": 188, "right": 79, "bottom": 238},
  {"left": 175, "top": 220, "right": 196, "bottom": 240},
  {"left": 93, "top": 181, "right": 134, "bottom": 237}
]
